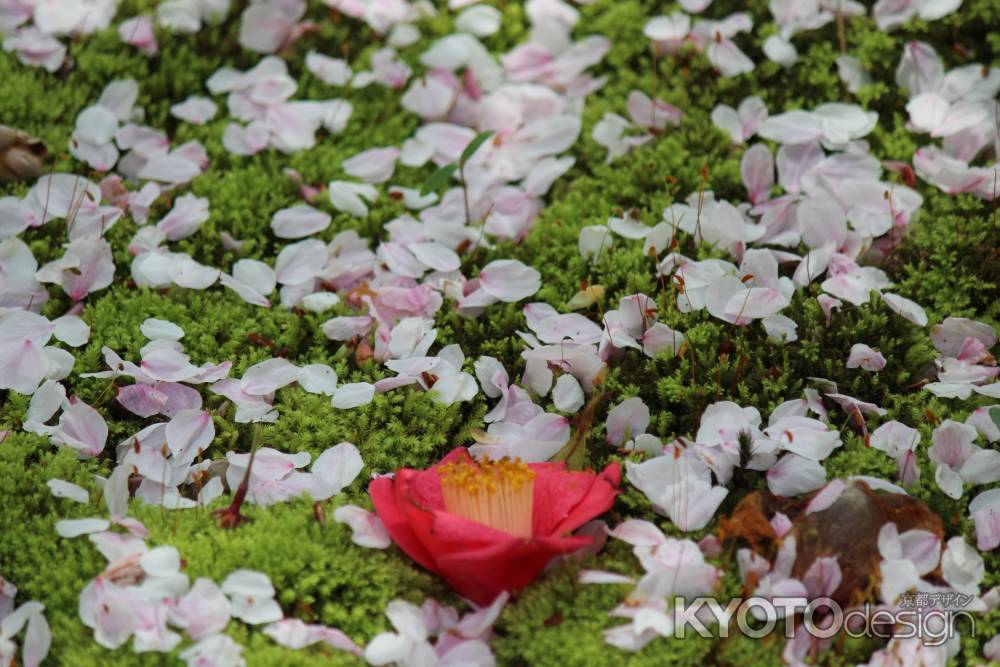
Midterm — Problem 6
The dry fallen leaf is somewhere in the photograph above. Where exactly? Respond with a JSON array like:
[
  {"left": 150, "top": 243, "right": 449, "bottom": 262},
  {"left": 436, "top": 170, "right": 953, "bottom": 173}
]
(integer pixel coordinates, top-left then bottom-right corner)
[
  {"left": 0, "top": 125, "right": 46, "bottom": 182},
  {"left": 719, "top": 480, "right": 945, "bottom": 605}
]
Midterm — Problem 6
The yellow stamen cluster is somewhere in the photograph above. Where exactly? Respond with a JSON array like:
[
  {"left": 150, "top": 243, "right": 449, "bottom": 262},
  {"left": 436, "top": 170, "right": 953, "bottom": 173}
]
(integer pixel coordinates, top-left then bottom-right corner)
[{"left": 438, "top": 457, "right": 535, "bottom": 538}]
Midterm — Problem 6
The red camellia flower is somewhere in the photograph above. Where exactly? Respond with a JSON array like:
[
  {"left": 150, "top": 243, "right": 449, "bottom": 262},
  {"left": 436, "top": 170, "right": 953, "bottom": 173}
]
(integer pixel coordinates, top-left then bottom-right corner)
[{"left": 370, "top": 447, "right": 621, "bottom": 605}]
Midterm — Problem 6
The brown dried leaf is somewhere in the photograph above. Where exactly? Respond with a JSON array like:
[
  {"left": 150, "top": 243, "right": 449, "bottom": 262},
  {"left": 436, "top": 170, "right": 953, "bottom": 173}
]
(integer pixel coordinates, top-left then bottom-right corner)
[
  {"left": 0, "top": 125, "right": 46, "bottom": 182},
  {"left": 719, "top": 480, "right": 944, "bottom": 606}
]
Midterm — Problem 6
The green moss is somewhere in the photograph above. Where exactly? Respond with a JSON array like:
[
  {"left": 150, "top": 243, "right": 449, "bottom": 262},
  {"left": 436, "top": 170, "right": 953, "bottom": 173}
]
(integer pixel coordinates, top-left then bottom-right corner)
[{"left": 2, "top": 0, "right": 1000, "bottom": 665}]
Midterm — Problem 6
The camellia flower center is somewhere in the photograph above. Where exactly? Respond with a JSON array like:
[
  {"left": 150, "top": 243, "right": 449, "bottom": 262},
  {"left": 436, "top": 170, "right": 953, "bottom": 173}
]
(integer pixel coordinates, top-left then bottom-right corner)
[{"left": 438, "top": 457, "right": 535, "bottom": 538}]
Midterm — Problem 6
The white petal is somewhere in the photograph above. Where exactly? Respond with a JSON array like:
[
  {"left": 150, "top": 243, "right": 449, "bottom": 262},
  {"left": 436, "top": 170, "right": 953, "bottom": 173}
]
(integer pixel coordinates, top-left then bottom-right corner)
[
  {"left": 47, "top": 479, "right": 89, "bottom": 503},
  {"left": 298, "top": 364, "right": 338, "bottom": 396},
  {"left": 552, "top": 374, "right": 584, "bottom": 413},
  {"left": 331, "top": 383, "right": 375, "bottom": 409},
  {"left": 311, "top": 442, "right": 363, "bottom": 499},
  {"left": 55, "top": 518, "right": 110, "bottom": 538}
]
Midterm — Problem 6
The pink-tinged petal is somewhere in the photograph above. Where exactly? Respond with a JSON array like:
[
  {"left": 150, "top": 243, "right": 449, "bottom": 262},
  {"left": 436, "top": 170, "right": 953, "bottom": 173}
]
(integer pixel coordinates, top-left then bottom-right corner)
[
  {"left": 478, "top": 259, "right": 540, "bottom": 302},
  {"left": 241, "top": 357, "right": 300, "bottom": 395},
  {"left": 169, "top": 578, "right": 231, "bottom": 640},
  {"left": 706, "top": 37, "right": 755, "bottom": 77},
  {"left": 760, "top": 111, "right": 823, "bottom": 146},
  {"left": 626, "top": 90, "right": 682, "bottom": 131},
  {"left": 263, "top": 618, "right": 362, "bottom": 654},
  {"left": 770, "top": 512, "right": 793, "bottom": 538},
  {"left": 0, "top": 339, "right": 48, "bottom": 394},
  {"left": 223, "top": 121, "right": 271, "bottom": 155},
  {"left": 156, "top": 382, "right": 203, "bottom": 417},
  {"left": 306, "top": 51, "right": 351, "bottom": 85},
  {"left": 930, "top": 317, "right": 998, "bottom": 356},
  {"left": 53, "top": 399, "right": 107, "bottom": 457},
  {"left": 238, "top": 0, "right": 303, "bottom": 54},
  {"left": 105, "top": 464, "right": 132, "bottom": 522},
  {"left": 846, "top": 343, "right": 887, "bottom": 372},
  {"left": 140, "top": 348, "right": 199, "bottom": 382},
  {"left": 971, "top": 489, "right": 1000, "bottom": 550},
  {"left": 897, "top": 449, "right": 921, "bottom": 487},
  {"left": 156, "top": 193, "right": 209, "bottom": 241},
  {"left": 881, "top": 292, "right": 928, "bottom": 326},
  {"left": 119, "top": 15, "right": 157, "bottom": 56},
  {"left": 168, "top": 255, "right": 220, "bottom": 289},
  {"left": 579, "top": 569, "right": 635, "bottom": 585},
  {"left": 870, "top": 421, "right": 920, "bottom": 455},
  {"left": 915, "top": 0, "right": 962, "bottom": 20},
  {"left": 42, "top": 238, "right": 115, "bottom": 301},
  {"left": 271, "top": 204, "right": 331, "bottom": 239},
  {"left": 906, "top": 92, "right": 949, "bottom": 134},
  {"left": 898, "top": 529, "right": 941, "bottom": 575},
  {"left": 342, "top": 147, "right": 400, "bottom": 184},
  {"left": 408, "top": 242, "right": 460, "bottom": 273},
  {"left": 169, "top": 96, "right": 217, "bottom": 124},
  {"left": 178, "top": 635, "right": 245, "bottom": 665},
  {"left": 606, "top": 397, "right": 650, "bottom": 446},
  {"left": 165, "top": 409, "right": 215, "bottom": 463},
  {"left": 4, "top": 28, "right": 67, "bottom": 73},
  {"left": 802, "top": 557, "right": 842, "bottom": 598},
  {"left": 767, "top": 453, "right": 826, "bottom": 496},
  {"left": 274, "top": 239, "right": 327, "bottom": 285},
  {"left": 895, "top": 41, "right": 944, "bottom": 96},
  {"left": 23, "top": 608, "right": 51, "bottom": 667},
  {"left": 125, "top": 445, "right": 172, "bottom": 485},
  {"left": 327, "top": 180, "right": 378, "bottom": 217},
  {"left": 959, "top": 449, "right": 1000, "bottom": 485},
  {"left": 401, "top": 75, "right": 457, "bottom": 121},
  {"left": 609, "top": 519, "right": 666, "bottom": 548},
  {"left": 414, "top": 122, "right": 476, "bottom": 165},
  {"left": 116, "top": 383, "right": 168, "bottom": 417},
  {"left": 322, "top": 316, "right": 374, "bottom": 341},
  {"left": 310, "top": 442, "right": 363, "bottom": 499},
  {"left": 776, "top": 140, "right": 823, "bottom": 194},
  {"left": 741, "top": 144, "right": 774, "bottom": 205},
  {"left": 806, "top": 479, "right": 846, "bottom": 514},
  {"left": 797, "top": 194, "right": 848, "bottom": 249},
  {"left": 334, "top": 504, "right": 391, "bottom": 548}
]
